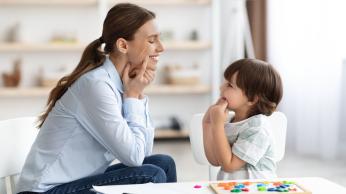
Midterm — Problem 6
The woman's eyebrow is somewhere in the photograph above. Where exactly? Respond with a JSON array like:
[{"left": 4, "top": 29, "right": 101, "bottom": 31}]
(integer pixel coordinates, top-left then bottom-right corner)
[{"left": 147, "top": 34, "right": 160, "bottom": 38}]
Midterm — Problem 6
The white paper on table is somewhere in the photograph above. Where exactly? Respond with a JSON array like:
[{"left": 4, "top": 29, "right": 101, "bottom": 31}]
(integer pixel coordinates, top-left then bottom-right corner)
[{"left": 92, "top": 183, "right": 179, "bottom": 194}]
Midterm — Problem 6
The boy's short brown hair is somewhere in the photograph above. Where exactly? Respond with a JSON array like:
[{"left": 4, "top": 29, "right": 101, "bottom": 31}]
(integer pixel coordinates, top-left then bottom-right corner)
[{"left": 224, "top": 59, "right": 283, "bottom": 117}]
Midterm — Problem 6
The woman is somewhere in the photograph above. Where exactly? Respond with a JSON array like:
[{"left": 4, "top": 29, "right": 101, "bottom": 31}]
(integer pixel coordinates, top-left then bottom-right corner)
[{"left": 17, "top": 3, "right": 176, "bottom": 194}]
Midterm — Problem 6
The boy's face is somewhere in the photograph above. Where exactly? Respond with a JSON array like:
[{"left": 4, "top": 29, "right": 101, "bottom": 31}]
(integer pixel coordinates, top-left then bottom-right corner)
[
  {"left": 126, "top": 19, "right": 164, "bottom": 77},
  {"left": 220, "top": 73, "right": 252, "bottom": 114}
]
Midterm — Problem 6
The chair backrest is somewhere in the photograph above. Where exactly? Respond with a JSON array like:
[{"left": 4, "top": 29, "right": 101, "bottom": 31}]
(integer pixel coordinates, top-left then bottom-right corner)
[
  {"left": 189, "top": 111, "right": 287, "bottom": 180},
  {"left": 266, "top": 111, "right": 287, "bottom": 162},
  {"left": 189, "top": 113, "right": 209, "bottom": 165},
  {"left": 0, "top": 117, "right": 38, "bottom": 194}
]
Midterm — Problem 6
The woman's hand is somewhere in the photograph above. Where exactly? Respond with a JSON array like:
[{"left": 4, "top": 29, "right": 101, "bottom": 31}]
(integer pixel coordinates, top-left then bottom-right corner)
[
  {"left": 210, "top": 98, "right": 229, "bottom": 126},
  {"left": 122, "top": 57, "right": 155, "bottom": 98}
]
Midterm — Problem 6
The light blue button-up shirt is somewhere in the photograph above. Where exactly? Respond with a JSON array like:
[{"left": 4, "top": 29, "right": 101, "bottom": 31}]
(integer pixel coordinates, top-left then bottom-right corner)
[{"left": 16, "top": 56, "right": 154, "bottom": 193}]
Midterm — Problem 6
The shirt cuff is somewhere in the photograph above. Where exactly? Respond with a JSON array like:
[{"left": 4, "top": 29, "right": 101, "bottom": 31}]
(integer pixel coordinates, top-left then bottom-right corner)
[{"left": 123, "top": 97, "right": 146, "bottom": 124}]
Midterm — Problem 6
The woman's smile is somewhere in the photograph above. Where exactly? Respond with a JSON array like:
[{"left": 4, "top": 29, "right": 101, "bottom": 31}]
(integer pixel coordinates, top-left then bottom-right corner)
[{"left": 149, "top": 54, "right": 159, "bottom": 62}]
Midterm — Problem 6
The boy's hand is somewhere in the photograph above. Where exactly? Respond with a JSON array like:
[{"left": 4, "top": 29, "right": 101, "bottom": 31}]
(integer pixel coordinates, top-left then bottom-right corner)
[
  {"left": 210, "top": 98, "right": 229, "bottom": 126},
  {"left": 202, "top": 106, "right": 213, "bottom": 133},
  {"left": 203, "top": 106, "right": 212, "bottom": 124}
]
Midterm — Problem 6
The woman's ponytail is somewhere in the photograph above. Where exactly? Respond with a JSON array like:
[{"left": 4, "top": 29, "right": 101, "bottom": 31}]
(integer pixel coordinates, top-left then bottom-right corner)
[{"left": 38, "top": 38, "right": 105, "bottom": 128}]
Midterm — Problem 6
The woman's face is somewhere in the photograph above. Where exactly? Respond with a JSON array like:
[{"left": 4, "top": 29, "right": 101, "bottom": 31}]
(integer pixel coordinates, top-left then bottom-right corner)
[{"left": 126, "top": 19, "right": 164, "bottom": 77}]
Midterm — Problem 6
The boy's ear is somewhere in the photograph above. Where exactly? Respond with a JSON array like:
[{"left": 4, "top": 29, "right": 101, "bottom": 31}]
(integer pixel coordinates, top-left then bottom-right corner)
[
  {"left": 248, "top": 95, "right": 259, "bottom": 106},
  {"left": 115, "top": 38, "right": 128, "bottom": 54}
]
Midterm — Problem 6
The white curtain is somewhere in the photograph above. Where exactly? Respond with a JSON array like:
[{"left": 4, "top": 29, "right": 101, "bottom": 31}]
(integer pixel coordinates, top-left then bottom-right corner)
[
  {"left": 220, "top": 0, "right": 254, "bottom": 70},
  {"left": 267, "top": 0, "right": 346, "bottom": 159}
]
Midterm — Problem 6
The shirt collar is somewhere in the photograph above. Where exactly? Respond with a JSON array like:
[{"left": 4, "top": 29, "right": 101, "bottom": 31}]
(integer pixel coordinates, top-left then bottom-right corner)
[{"left": 103, "top": 56, "right": 124, "bottom": 93}]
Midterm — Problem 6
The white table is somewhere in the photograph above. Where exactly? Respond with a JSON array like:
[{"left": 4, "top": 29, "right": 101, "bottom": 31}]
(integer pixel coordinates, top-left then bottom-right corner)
[{"left": 93, "top": 177, "right": 346, "bottom": 194}]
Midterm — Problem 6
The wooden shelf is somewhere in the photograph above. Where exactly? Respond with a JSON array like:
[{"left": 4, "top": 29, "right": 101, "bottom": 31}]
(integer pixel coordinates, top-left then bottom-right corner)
[
  {"left": 0, "top": 87, "right": 50, "bottom": 97},
  {"left": 145, "top": 84, "right": 210, "bottom": 95},
  {"left": 0, "top": 41, "right": 210, "bottom": 52},
  {"left": 163, "top": 41, "right": 211, "bottom": 50},
  {"left": 110, "top": 0, "right": 210, "bottom": 6},
  {"left": 0, "top": 0, "right": 97, "bottom": 6},
  {"left": 154, "top": 129, "right": 189, "bottom": 139},
  {"left": 0, "top": 0, "right": 210, "bottom": 6},
  {"left": 0, "top": 43, "right": 85, "bottom": 52},
  {"left": 0, "top": 84, "right": 210, "bottom": 97}
]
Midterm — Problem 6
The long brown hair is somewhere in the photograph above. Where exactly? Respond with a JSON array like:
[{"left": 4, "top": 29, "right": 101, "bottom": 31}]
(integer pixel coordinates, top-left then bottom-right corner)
[
  {"left": 224, "top": 59, "right": 283, "bottom": 117},
  {"left": 38, "top": 3, "right": 155, "bottom": 128}
]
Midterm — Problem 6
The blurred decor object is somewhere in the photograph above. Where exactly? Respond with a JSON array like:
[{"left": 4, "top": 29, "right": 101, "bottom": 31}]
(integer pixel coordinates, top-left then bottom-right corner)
[
  {"left": 154, "top": 116, "right": 183, "bottom": 131},
  {"left": 2, "top": 59, "right": 21, "bottom": 87},
  {"left": 189, "top": 29, "right": 199, "bottom": 41},
  {"left": 50, "top": 31, "right": 78, "bottom": 44},
  {"left": 160, "top": 30, "right": 174, "bottom": 42},
  {"left": 164, "top": 63, "right": 201, "bottom": 85},
  {"left": 4, "top": 22, "right": 20, "bottom": 42},
  {"left": 39, "top": 66, "right": 68, "bottom": 87},
  {"left": 169, "top": 116, "right": 183, "bottom": 131}
]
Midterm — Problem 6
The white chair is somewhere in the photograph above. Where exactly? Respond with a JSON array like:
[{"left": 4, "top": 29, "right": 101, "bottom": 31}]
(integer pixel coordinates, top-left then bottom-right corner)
[
  {"left": 267, "top": 112, "right": 288, "bottom": 162},
  {"left": 0, "top": 117, "right": 38, "bottom": 194},
  {"left": 189, "top": 111, "right": 287, "bottom": 180},
  {"left": 189, "top": 113, "right": 220, "bottom": 180}
]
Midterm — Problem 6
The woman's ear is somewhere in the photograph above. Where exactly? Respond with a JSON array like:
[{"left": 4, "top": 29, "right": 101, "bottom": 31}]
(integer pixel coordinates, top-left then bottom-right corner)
[{"left": 115, "top": 38, "right": 128, "bottom": 54}]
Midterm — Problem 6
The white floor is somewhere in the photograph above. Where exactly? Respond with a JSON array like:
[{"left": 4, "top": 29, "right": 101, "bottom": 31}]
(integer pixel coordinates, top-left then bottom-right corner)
[{"left": 152, "top": 140, "right": 346, "bottom": 187}]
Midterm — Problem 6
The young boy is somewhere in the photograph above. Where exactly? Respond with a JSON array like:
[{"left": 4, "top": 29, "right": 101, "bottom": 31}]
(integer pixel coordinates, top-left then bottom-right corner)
[{"left": 203, "top": 58, "right": 283, "bottom": 179}]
